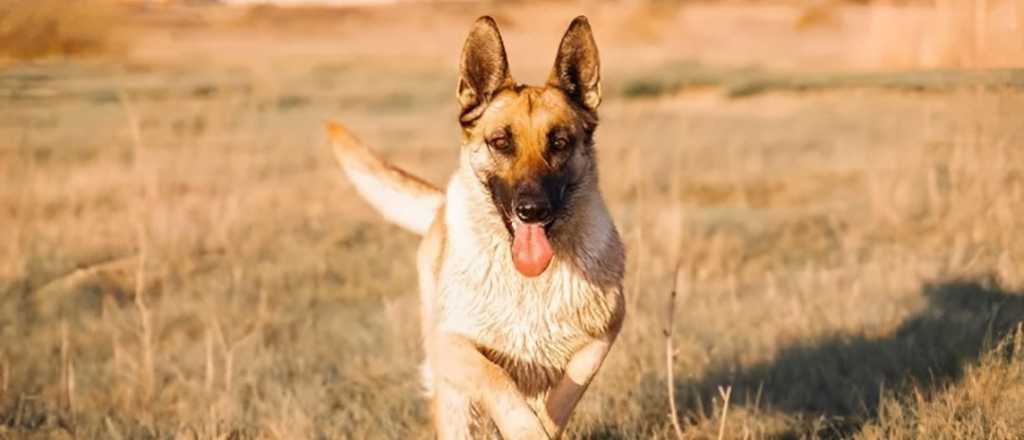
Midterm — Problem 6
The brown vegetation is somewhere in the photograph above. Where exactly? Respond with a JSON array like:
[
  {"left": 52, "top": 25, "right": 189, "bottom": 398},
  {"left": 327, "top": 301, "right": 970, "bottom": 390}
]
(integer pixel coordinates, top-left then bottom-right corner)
[
  {"left": 1, "top": 1, "right": 1022, "bottom": 438},
  {"left": 0, "top": 0, "right": 132, "bottom": 62}
]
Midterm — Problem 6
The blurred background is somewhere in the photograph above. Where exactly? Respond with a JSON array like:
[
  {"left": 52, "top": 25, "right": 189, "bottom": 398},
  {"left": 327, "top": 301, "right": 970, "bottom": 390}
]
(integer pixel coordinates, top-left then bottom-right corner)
[{"left": 1, "top": 0, "right": 1023, "bottom": 438}]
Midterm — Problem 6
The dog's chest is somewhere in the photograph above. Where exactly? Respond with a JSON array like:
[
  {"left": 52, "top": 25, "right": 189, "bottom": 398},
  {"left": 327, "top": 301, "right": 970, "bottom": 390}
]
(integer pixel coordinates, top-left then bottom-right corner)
[{"left": 438, "top": 254, "right": 614, "bottom": 395}]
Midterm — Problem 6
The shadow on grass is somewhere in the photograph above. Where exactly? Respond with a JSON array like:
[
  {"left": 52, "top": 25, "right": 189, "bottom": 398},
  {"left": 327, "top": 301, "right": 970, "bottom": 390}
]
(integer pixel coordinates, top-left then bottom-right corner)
[
  {"left": 586, "top": 276, "right": 1024, "bottom": 439},
  {"left": 704, "top": 276, "right": 1023, "bottom": 438}
]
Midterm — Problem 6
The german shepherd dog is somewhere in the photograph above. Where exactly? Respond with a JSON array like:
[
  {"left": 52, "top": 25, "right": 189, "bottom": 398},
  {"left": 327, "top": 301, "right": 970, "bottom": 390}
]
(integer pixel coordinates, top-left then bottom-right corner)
[{"left": 327, "top": 16, "right": 624, "bottom": 439}]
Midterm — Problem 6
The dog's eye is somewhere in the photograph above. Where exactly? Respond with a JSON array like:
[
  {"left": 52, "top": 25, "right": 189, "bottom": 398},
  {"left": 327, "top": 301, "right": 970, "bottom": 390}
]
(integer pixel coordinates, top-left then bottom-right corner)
[
  {"left": 488, "top": 137, "right": 512, "bottom": 152},
  {"left": 550, "top": 137, "right": 570, "bottom": 151}
]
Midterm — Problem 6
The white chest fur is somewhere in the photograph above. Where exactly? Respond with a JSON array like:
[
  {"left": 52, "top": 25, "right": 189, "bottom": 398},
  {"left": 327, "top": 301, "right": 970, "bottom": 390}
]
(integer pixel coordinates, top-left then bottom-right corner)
[{"left": 435, "top": 175, "right": 619, "bottom": 396}]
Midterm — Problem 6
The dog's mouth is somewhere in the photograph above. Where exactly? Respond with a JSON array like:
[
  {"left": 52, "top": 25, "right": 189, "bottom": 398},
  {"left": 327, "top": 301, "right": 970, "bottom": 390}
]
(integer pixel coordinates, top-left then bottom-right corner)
[
  {"left": 508, "top": 218, "right": 555, "bottom": 277},
  {"left": 487, "top": 175, "right": 578, "bottom": 278}
]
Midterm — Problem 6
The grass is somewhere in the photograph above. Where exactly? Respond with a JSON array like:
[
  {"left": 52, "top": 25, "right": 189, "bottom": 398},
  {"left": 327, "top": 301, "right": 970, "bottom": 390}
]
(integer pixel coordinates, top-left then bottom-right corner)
[
  {"left": 2, "top": 2, "right": 1024, "bottom": 439},
  {"left": 859, "top": 324, "right": 1024, "bottom": 439},
  {"left": 619, "top": 63, "right": 1024, "bottom": 98}
]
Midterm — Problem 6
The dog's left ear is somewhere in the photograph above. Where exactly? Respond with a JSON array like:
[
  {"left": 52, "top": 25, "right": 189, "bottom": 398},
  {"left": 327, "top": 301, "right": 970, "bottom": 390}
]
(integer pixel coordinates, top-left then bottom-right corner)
[{"left": 548, "top": 16, "right": 601, "bottom": 112}]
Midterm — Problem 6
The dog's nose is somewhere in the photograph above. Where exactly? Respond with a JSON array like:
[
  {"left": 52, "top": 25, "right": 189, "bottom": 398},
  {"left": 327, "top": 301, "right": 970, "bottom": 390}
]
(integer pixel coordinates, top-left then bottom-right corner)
[{"left": 515, "top": 200, "right": 551, "bottom": 223}]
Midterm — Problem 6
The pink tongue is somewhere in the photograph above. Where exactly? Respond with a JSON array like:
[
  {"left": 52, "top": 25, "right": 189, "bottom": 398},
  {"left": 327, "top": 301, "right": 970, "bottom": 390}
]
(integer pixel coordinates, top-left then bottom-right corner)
[{"left": 511, "top": 223, "right": 554, "bottom": 277}]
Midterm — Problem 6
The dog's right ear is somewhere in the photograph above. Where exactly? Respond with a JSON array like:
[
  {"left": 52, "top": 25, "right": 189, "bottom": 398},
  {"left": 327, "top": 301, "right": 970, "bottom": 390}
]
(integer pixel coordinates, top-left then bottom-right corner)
[{"left": 458, "top": 16, "right": 512, "bottom": 125}]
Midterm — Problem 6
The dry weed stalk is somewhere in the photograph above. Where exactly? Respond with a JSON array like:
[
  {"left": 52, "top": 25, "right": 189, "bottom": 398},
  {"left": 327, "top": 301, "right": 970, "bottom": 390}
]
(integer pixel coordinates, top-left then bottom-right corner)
[
  {"left": 132, "top": 183, "right": 156, "bottom": 405},
  {"left": 208, "top": 308, "right": 263, "bottom": 393},
  {"left": 1, "top": 353, "right": 8, "bottom": 399},
  {"left": 0, "top": 352, "right": 7, "bottom": 397},
  {"left": 105, "top": 416, "right": 125, "bottom": 440},
  {"left": 60, "top": 321, "right": 77, "bottom": 432},
  {"left": 1014, "top": 323, "right": 1024, "bottom": 357},
  {"left": 205, "top": 326, "right": 216, "bottom": 393},
  {"left": 716, "top": 386, "right": 733, "bottom": 440},
  {"left": 122, "top": 92, "right": 157, "bottom": 407},
  {"left": 629, "top": 143, "right": 647, "bottom": 314},
  {"left": 664, "top": 263, "right": 687, "bottom": 440},
  {"left": 210, "top": 317, "right": 234, "bottom": 392}
]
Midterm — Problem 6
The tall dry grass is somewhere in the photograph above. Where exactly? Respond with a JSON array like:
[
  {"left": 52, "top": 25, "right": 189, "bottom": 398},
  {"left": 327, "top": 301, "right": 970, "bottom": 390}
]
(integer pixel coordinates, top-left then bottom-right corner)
[
  {"left": 858, "top": 325, "right": 1024, "bottom": 439},
  {"left": 1, "top": 2, "right": 1023, "bottom": 439}
]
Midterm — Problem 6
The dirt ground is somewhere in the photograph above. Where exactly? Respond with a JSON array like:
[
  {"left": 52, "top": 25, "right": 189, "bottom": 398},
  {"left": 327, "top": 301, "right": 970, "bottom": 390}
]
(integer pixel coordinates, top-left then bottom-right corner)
[{"left": 2, "top": 1, "right": 1023, "bottom": 438}]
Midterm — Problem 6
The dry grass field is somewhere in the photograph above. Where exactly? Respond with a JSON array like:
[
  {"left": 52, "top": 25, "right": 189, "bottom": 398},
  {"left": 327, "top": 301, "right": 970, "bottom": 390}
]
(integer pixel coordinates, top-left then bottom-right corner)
[{"left": 2, "top": 1, "right": 1023, "bottom": 438}]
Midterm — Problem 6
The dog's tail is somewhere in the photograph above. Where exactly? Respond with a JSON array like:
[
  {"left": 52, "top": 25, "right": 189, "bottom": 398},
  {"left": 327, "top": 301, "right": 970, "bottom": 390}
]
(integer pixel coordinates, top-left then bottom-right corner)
[{"left": 327, "top": 121, "right": 444, "bottom": 236}]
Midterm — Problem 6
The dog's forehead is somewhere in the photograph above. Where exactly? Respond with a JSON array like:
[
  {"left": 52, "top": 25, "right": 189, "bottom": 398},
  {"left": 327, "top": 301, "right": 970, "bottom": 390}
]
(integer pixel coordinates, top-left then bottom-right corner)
[{"left": 479, "top": 86, "right": 576, "bottom": 134}]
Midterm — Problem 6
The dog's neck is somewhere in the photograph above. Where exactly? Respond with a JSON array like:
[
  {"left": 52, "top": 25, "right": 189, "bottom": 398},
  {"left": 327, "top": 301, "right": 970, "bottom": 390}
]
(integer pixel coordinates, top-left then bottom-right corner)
[{"left": 444, "top": 160, "right": 624, "bottom": 288}]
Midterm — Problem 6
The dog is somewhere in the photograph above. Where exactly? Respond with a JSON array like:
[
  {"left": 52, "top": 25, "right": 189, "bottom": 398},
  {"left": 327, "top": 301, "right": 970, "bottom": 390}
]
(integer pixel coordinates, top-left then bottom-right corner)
[{"left": 327, "top": 16, "right": 624, "bottom": 439}]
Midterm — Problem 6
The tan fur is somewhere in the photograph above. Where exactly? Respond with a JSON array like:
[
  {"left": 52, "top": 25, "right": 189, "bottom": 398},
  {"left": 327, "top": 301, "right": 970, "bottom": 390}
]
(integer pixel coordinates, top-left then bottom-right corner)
[
  {"left": 327, "top": 16, "right": 623, "bottom": 439},
  {"left": 327, "top": 122, "right": 444, "bottom": 235}
]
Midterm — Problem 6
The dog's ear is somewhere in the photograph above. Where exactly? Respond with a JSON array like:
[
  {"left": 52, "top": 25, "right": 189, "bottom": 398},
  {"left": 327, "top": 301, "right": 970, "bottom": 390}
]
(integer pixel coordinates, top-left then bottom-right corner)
[
  {"left": 458, "top": 16, "right": 512, "bottom": 125},
  {"left": 548, "top": 16, "right": 601, "bottom": 112}
]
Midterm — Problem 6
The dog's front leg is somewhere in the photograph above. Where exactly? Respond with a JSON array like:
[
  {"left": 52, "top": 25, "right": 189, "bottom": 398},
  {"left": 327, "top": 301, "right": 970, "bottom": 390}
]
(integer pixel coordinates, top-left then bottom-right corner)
[
  {"left": 538, "top": 335, "right": 615, "bottom": 437},
  {"left": 431, "top": 332, "right": 550, "bottom": 439},
  {"left": 541, "top": 302, "right": 624, "bottom": 438},
  {"left": 432, "top": 379, "right": 475, "bottom": 440}
]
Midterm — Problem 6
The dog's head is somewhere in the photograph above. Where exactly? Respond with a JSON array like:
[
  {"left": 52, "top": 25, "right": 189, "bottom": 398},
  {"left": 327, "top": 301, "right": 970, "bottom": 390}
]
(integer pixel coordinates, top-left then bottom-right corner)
[{"left": 456, "top": 16, "right": 602, "bottom": 278}]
